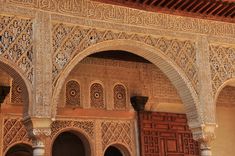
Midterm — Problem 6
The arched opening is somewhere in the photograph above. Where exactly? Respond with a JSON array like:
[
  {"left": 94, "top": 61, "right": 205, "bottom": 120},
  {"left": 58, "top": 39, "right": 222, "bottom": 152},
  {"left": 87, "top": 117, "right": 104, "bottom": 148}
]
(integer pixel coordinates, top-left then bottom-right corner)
[
  {"left": 53, "top": 40, "right": 201, "bottom": 127},
  {"left": 5, "top": 144, "right": 33, "bottom": 156},
  {"left": 52, "top": 131, "right": 91, "bottom": 156},
  {"left": 57, "top": 50, "right": 186, "bottom": 113},
  {"left": 104, "top": 144, "right": 130, "bottom": 156},
  {"left": 104, "top": 146, "right": 123, "bottom": 156},
  {"left": 211, "top": 80, "right": 235, "bottom": 156},
  {"left": 55, "top": 49, "right": 200, "bottom": 155},
  {"left": 0, "top": 60, "right": 31, "bottom": 116}
]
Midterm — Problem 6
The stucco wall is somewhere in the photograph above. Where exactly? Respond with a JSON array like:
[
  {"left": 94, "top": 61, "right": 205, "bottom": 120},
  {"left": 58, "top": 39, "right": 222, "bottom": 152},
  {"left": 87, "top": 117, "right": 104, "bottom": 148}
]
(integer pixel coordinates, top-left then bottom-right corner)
[
  {"left": 212, "top": 86, "right": 235, "bottom": 156},
  {"left": 59, "top": 57, "right": 184, "bottom": 113}
]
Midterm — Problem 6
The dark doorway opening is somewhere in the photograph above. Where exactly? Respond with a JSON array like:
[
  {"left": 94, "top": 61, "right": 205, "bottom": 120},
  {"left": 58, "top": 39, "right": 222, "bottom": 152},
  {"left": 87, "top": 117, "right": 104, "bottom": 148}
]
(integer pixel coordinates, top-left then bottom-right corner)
[
  {"left": 52, "top": 132, "right": 86, "bottom": 156},
  {"left": 6, "top": 144, "right": 33, "bottom": 156},
  {"left": 104, "top": 146, "right": 123, "bottom": 156}
]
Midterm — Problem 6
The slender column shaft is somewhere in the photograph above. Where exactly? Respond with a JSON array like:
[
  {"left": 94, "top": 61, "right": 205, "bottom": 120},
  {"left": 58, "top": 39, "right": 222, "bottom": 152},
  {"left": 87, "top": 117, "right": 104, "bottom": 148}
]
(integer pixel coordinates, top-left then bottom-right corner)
[
  {"left": 33, "top": 140, "right": 45, "bottom": 156},
  {"left": 200, "top": 143, "right": 212, "bottom": 156}
]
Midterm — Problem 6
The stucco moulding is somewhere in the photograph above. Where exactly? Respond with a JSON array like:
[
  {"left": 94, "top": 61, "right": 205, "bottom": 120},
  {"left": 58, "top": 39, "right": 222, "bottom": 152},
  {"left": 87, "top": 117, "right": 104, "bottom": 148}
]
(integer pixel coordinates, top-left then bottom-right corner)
[{"left": 2, "top": 0, "right": 235, "bottom": 37}]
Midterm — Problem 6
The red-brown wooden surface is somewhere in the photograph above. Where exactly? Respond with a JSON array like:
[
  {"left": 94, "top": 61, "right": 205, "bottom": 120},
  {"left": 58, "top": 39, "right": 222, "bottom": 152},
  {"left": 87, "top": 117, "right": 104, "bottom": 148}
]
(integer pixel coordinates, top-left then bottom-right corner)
[{"left": 138, "top": 112, "right": 200, "bottom": 156}]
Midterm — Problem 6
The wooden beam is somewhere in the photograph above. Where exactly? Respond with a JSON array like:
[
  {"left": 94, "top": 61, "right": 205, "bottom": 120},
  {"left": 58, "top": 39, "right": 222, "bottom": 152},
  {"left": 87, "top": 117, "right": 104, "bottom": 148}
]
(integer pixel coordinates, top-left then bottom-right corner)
[
  {"left": 218, "top": 3, "right": 234, "bottom": 16},
  {"left": 174, "top": 0, "right": 190, "bottom": 9},
  {"left": 180, "top": 0, "right": 194, "bottom": 11},
  {"left": 150, "top": 0, "right": 161, "bottom": 6},
  {"left": 212, "top": 3, "right": 227, "bottom": 15},
  {"left": 224, "top": 5, "right": 235, "bottom": 17},
  {"left": 186, "top": 0, "right": 204, "bottom": 12},
  {"left": 167, "top": 0, "right": 179, "bottom": 9},
  {"left": 193, "top": 1, "right": 211, "bottom": 12},
  {"left": 206, "top": 2, "right": 223, "bottom": 15}
]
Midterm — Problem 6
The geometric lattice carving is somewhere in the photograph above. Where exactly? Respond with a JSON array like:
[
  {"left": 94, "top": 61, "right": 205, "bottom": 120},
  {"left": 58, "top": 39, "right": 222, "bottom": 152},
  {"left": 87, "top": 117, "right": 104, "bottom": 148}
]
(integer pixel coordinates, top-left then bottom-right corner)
[
  {"left": 0, "top": 15, "right": 33, "bottom": 83},
  {"left": 90, "top": 83, "right": 105, "bottom": 109},
  {"left": 51, "top": 120, "right": 95, "bottom": 139},
  {"left": 139, "top": 112, "right": 200, "bottom": 156},
  {"left": 209, "top": 45, "right": 235, "bottom": 95},
  {"left": 3, "top": 118, "right": 32, "bottom": 153},
  {"left": 66, "top": 80, "right": 80, "bottom": 106},
  {"left": 52, "top": 24, "right": 198, "bottom": 93},
  {"left": 114, "top": 84, "right": 126, "bottom": 110},
  {"left": 101, "top": 120, "right": 134, "bottom": 151},
  {"left": 11, "top": 80, "right": 23, "bottom": 104}
]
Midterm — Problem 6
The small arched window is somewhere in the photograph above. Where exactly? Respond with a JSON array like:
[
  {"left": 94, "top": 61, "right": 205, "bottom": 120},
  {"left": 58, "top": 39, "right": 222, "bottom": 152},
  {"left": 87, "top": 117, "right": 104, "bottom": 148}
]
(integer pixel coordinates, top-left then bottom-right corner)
[
  {"left": 66, "top": 80, "right": 80, "bottom": 107},
  {"left": 90, "top": 83, "right": 105, "bottom": 109},
  {"left": 11, "top": 80, "right": 23, "bottom": 104},
  {"left": 113, "top": 84, "right": 126, "bottom": 110}
]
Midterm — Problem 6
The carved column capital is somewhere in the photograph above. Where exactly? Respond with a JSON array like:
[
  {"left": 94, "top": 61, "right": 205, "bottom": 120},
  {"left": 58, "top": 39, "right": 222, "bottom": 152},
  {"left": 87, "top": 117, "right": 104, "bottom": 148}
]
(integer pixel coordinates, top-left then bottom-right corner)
[
  {"left": 130, "top": 96, "right": 148, "bottom": 111},
  {"left": 191, "top": 123, "right": 217, "bottom": 156},
  {"left": 23, "top": 117, "right": 52, "bottom": 140},
  {"left": 31, "top": 127, "right": 51, "bottom": 138},
  {"left": 23, "top": 117, "right": 52, "bottom": 156},
  {"left": 191, "top": 123, "right": 216, "bottom": 143}
]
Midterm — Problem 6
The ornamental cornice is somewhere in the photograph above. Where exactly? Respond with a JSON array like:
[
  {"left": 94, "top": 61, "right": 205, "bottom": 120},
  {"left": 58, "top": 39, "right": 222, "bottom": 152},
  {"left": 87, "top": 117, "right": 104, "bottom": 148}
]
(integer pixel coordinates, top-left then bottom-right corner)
[{"left": 2, "top": 0, "right": 235, "bottom": 38}]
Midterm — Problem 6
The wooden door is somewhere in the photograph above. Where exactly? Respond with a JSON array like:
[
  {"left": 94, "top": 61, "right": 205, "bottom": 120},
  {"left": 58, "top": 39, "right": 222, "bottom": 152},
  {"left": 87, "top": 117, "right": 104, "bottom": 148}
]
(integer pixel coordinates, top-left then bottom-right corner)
[{"left": 139, "top": 112, "right": 200, "bottom": 156}]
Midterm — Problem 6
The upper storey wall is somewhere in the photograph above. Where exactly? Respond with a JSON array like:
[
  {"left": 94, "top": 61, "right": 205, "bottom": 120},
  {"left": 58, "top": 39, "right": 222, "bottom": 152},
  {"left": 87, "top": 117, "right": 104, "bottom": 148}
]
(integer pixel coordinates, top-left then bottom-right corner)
[
  {"left": 0, "top": 0, "right": 234, "bottom": 125},
  {"left": 0, "top": 0, "right": 234, "bottom": 39},
  {"left": 58, "top": 57, "right": 183, "bottom": 113}
]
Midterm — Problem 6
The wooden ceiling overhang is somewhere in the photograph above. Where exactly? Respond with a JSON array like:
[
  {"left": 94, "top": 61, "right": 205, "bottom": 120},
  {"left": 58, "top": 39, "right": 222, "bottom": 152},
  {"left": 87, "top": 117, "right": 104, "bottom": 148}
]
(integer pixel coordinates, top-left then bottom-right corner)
[{"left": 95, "top": 0, "right": 235, "bottom": 23}]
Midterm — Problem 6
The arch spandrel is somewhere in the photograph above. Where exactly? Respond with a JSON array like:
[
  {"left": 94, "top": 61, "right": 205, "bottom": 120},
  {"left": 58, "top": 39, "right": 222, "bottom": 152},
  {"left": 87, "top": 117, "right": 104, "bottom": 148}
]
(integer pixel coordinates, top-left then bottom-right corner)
[
  {"left": 0, "top": 14, "right": 34, "bottom": 84},
  {"left": 209, "top": 45, "right": 235, "bottom": 104},
  {"left": 52, "top": 38, "right": 202, "bottom": 129},
  {"left": 0, "top": 14, "right": 34, "bottom": 117},
  {"left": 52, "top": 24, "right": 198, "bottom": 94}
]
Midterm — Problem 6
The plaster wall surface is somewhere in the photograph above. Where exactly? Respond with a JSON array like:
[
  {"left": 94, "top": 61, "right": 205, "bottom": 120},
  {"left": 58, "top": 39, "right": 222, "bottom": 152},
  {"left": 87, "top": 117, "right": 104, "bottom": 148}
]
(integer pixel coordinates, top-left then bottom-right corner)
[
  {"left": 212, "top": 107, "right": 235, "bottom": 156},
  {"left": 211, "top": 86, "right": 235, "bottom": 156},
  {"left": 59, "top": 57, "right": 184, "bottom": 114}
]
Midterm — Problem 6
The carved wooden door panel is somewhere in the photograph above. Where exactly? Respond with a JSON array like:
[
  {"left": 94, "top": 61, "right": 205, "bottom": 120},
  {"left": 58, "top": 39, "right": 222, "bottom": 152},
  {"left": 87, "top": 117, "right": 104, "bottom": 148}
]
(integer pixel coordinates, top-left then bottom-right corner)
[{"left": 138, "top": 112, "right": 200, "bottom": 156}]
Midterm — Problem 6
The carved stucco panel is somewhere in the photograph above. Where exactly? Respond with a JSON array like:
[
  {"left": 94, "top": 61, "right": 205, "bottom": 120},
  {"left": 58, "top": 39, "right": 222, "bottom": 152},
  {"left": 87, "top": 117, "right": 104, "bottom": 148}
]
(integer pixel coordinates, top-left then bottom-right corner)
[
  {"left": 52, "top": 23, "right": 198, "bottom": 95},
  {"left": 4, "top": 0, "right": 235, "bottom": 37},
  {"left": 65, "top": 80, "right": 81, "bottom": 107},
  {"left": 3, "top": 118, "right": 32, "bottom": 153},
  {"left": 51, "top": 120, "right": 95, "bottom": 139},
  {"left": 0, "top": 14, "right": 34, "bottom": 84},
  {"left": 113, "top": 84, "right": 127, "bottom": 110},
  {"left": 209, "top": 45, "right": 235, "bottom": 97},
  {"left": 101, "top": 120, "right": 135, "bottom": 155}
]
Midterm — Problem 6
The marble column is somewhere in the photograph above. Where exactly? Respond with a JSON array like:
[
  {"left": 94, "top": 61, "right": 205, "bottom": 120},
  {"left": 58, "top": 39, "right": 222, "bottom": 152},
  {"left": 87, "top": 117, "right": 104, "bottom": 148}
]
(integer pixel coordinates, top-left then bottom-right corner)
[
  {"left": 23, "top": 117, "right": 52, "bottom": 156},
  {"left": 200, "top": 141, "right": 212, "bottom": 156},
  {"left": 191, "top": 124, "right": 216, "bottom": 156},
  {"left": 33, "top": 139, "right": 45, "bottom": 156}
]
